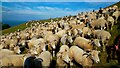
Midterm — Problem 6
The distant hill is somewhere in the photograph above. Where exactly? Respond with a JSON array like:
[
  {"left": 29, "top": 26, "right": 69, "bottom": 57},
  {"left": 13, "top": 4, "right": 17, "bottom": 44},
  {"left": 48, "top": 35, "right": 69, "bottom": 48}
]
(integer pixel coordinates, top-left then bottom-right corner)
[{"left": 0, "top": 22, "right": 11, "bottom": 30}]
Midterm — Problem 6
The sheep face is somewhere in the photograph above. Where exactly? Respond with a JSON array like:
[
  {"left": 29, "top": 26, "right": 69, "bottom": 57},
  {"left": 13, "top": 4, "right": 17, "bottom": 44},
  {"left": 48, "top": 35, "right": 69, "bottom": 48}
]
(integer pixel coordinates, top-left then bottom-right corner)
[
  {"left": 93, "top": 39, "right": 101, "bottom": 47},
  {"left": 90, "top": 50, "right": 100, "bottom": 63},
  {"left": 57, "top": 52, "right": 71, "bottom": 64},
  {"left": 67, "top": 36, "right": 73, "bottom": 44}
]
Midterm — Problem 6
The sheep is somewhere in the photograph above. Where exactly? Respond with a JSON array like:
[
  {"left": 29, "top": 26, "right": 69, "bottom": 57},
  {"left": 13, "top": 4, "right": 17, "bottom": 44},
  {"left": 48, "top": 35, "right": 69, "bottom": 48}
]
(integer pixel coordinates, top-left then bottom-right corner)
[
  {"left": 36, "top": 51, "right": 52, "bottom": 67},
  {"left": 20, "top": 32, "right": 29, "bottom": 40},
  {"left": 91, "top": 18, "right": 108, "bottom": 30},
  {"left": 72, "top": 28, "right": 79, "bottom": 37},
  {"left": 4, "top": 38, "right": 18, "bottom": 50},
  {"left": 61, "top": 34, "right": 73, "bottom": 46},
  {"left": 28, "top": 46, "right": 42, "bottom": 55},
  {"left": 0, "top": 42, "right": 5, "bottom": 49},
  {"left": 92, "top": 30, "right": 111, "bottom": 51},
  {"left": 56, "top": 45, "right": 71, "bottom": 67},
  {"left": 71, "top": 24, "right": 85, "bottom": 29},
  {"left": 0, "top": 49, "right": 15, "bottom": 59},
  {"left": 13, "top": 46, "right": 21, "bottom": 54},
  {"left": 0, "top": 54, "right": 26, "bottom": 67},
  {"left": 74, "top": 37, "right": 101, "bottom": 51},
  {"left": 40, "top": 30, "right": 53, "bottom": 38},
  {"left": 82, "top": 27, "right": 92, "bottom": 38},
  {"left": 27, "top": 38, "right": 38, "bottom": 49},
  {"left": 27, "top": 38, "right": 47, "bottom": 52},
  {"left": 45, "top": 34, "right": 60, "bottom": 49},
  {"left": 3, "top": 38, "right": 11, "bottom": 49},
  {"left": 106, "top": 15, "right": 115, "bottom": 30},
  {"left": 45, "top": 34, "right": 60, "bottom": 57},
  {"left": 112, "top": 10, "right": 120, "bottom": 24},
  {"left": 24, "top": 56, "right": 43, "bottom": 68},
  {"left": 55, "top": 30, "right": 67, "bottom": 38},
  {"left": 61, "top": 34, "right": 68, "bottom": 45},
  {"left": 69, "top": 46, "right": 100, "bottom": 67},
  {"left": 87, "top": 12, "right": 96, "bottom": 20},
  {"left": 69, "top": 20, "right": 77, "bottom": 25}
]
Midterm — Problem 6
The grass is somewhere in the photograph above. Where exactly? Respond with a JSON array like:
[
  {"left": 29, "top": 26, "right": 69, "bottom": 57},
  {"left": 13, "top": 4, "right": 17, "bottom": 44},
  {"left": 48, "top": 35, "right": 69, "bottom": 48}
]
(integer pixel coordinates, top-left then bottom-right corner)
[
  {"left": 0, "top": 1, "right": 120, "bottom": 67},
  {"left": 1, "top": 23, "right": 27, "bottom": 35},
  {"left": 108, "top": 22, "right": 120, "bottom": 46}
]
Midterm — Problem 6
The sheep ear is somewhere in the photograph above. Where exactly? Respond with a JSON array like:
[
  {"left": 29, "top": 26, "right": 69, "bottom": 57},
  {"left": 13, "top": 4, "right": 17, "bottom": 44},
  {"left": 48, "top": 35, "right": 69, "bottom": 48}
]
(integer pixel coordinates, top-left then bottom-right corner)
[
  {"left": 38, "top": 58, "right": 43, "bottom": 62},
  {"left": 65, "top": 49, "right": 67, "bottom": 52}
]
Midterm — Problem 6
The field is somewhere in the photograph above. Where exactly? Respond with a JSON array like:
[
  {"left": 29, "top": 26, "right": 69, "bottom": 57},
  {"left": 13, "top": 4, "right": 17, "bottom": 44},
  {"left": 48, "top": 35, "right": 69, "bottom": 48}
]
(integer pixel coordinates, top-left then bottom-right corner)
[{"left": 1, "top": 2, "right": 120, "bottom": 67}]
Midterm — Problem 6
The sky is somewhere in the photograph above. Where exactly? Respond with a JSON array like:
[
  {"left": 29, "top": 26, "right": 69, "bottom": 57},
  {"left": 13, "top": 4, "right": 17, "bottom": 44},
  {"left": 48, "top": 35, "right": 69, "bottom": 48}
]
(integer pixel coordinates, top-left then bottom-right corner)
[
  {"left": 1, "top": 0, "right": 120, "bottom": 2},
  {"left": 0, "top": 1, "right": 119, "bottom": 26}
]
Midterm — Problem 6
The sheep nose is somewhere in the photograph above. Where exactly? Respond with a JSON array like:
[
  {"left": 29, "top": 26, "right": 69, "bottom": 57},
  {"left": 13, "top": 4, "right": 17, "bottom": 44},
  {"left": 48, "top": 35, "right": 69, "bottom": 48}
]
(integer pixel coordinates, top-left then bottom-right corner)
[
  {"left": 69, "top": 61, "right": 70, "bottom": 63},
  {"left": 96, "top": 60, "right": 100, "bottom": 63}
]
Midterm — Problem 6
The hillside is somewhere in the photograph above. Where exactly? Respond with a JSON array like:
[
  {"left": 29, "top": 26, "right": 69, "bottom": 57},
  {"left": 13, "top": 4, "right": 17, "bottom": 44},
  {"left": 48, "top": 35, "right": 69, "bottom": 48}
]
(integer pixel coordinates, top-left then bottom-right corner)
[
  {"left": 0, "top": 2, "right": 120, "bottom": 68},
  {"left": 0, "top": 18, "right": 60, "bottom": 35}
]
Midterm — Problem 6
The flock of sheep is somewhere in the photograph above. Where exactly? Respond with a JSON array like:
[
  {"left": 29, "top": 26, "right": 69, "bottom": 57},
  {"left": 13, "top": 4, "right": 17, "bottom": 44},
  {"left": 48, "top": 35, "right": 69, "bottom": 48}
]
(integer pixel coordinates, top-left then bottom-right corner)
[{"left": 0, "top": 5, "right": 120, "bottom": 68}]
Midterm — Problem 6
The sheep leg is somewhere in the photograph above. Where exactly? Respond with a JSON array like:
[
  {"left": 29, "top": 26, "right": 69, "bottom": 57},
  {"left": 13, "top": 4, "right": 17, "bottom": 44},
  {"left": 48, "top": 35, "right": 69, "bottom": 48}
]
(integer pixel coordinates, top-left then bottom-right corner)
[
  {"left": 70, "top": 61, "right": 74, "bottom": 66},
  {"left": 101, "top": 26, "right": 103, "bottom": 30},
  {"left": 103, "top": 43, "right": 106, "bottom": 52},
  {"left": 82, "top": 34, "right": 84, "bottom": 37},
  {"left": 53, "top": 51, "right": 55, "bottom": 57}
]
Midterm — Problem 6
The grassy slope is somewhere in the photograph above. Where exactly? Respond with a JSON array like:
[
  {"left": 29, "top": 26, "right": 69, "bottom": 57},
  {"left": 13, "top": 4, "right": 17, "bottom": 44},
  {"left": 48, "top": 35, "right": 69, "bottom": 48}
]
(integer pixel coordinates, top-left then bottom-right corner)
[
  {"left": 106, "top": 1, "right": 120, "bottom": 46},
  {"left": 0, "top": 18, "right": 61, "bottom": 35},
  {"left": 96, "top": 2, "right": 120, "bottom": 67},
  {"left": 0, "top": 2, "right": 120, "bottom": 67}
]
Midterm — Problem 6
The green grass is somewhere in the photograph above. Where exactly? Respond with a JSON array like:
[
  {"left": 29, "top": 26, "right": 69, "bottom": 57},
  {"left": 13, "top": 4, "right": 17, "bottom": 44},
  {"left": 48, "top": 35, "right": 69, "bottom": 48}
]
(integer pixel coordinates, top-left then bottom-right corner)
[
  {"left": 0, "top": 1, "right": 120, "bottom": 67},
  {"left": 1, "top": 23, "right": 27, "bottom": 35},
  {"left": 108, "top": 23, "right": 120, "bottom": 46}
]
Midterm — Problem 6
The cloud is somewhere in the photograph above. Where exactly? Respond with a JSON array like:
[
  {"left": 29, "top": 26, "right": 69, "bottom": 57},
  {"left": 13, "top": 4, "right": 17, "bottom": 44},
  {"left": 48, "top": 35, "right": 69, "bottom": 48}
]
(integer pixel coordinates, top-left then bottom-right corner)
[
  {"left": 2, "top": 2, "right": 116, "bottom": 23},
  {"left": 1, "top": 0, "right": 120, "bottom": 2},
  {"left": 37, "top": 6, "right": 58, "bottom": 11},
  {"left": 2, "top": 4, "right": 94, "bottom": 21}
]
